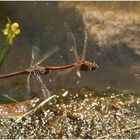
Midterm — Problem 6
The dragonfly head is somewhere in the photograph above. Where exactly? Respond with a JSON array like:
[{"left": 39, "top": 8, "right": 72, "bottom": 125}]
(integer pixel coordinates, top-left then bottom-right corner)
[{"left": 91, "top": 62, "right": 98, "bottom": 71}]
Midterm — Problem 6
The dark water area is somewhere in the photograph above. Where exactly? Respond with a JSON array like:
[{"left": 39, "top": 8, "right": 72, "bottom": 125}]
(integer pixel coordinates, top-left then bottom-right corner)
[{"left": 0, "top": 2, "right": 140, "bottom": 139}]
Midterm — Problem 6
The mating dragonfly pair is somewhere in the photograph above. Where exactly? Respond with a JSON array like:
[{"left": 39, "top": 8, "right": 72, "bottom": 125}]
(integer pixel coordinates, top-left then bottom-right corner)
[{"left": 0, "top": 31, "right": 98, "bottom": 99}]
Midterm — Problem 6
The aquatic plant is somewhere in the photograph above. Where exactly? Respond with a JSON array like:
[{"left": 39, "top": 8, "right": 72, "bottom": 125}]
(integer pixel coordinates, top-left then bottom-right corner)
[
  {"left": 0, "top": 18, "right": 20, "bottom": 67},
  {"left": 3, "top": 21, "right": 20, "bottom": 44}
]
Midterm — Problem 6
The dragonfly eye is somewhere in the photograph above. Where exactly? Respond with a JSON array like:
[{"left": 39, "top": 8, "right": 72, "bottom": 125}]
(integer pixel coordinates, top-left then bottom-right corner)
[
  {"left": 80, "top": 63, "right": 90, "bottom": 71},
  {"left": 91, "top": 62, "right": 98, "bottom": 71}
]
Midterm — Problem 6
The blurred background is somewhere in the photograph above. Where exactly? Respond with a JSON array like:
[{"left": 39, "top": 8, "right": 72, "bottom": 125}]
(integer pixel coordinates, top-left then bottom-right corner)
[{"left": 0, "top": 1, "right": 140, "bottom": 101}]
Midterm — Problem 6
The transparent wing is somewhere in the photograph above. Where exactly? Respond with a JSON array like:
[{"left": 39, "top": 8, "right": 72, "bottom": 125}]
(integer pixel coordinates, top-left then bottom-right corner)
[
  {"left": 76, "top": 70, "right": 81, "bottom": 78},
  {"left": 27, "top": 73, "right": 31, "bottom": 94},
  {"left": 35, "top": 46, "right": 59, "bottom": 66},
  {"left": 82, "top": 29, "right": 88, "bottom": 61},
  {"left": 64, "top": 32, "right": 82, "bottom": 77},
  {"left": 31, "top": 45, "right": 40, "bottom": 66},
  {"left": 34, "top": 72, "right": 51, "bottom": 99},
  {"left": 57, "top": 67, "right": 81, "bottom": 78},
  {"left": 57, "top": 67, "right": 75, "bottom": 76},
  {"left": 67, "top": 32, "right": 79, "bottom": 62}
]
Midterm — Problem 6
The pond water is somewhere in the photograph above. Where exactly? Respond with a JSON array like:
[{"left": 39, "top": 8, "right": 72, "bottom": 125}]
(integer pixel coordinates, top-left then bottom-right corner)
[{"left": 0, "top": 2, "right": 140, "bottom": 139}]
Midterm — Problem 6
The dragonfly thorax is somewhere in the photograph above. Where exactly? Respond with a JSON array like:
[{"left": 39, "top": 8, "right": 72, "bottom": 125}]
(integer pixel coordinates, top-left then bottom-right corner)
[
  {"left": 80, "top": 61, "right": 90, "bottom": 71},
  {"left": 30, "top": 66, "right": 49, "bottom": 75}
]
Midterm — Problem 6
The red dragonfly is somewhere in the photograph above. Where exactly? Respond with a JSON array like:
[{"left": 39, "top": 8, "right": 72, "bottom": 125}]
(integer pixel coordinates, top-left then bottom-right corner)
[
  {"left": 59, "top": 30, "right": 98, "bottom": 77},
  {"left": 0, "top": 45, "right": 76, "bottom": 99}
]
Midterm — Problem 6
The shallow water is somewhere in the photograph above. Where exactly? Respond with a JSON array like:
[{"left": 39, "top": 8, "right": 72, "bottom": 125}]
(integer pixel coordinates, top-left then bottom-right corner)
[{"left": 0, "top": 2, "right": 140, "bottom": 139}]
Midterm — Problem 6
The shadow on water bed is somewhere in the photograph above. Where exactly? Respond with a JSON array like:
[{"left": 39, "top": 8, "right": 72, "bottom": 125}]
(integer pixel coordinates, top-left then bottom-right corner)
[{"left": 0, "top": 88, "right": 140, "bottom": 139}]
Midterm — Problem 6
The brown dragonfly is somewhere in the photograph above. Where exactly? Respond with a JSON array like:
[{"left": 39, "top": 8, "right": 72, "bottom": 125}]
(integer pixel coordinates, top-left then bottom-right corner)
[
  {"left": 0, "top": 45, "right": 77, "bottom": 99},
  {"left": 0, "top": 46, "right": 61, "bottom": 99},
  {"left": 26, "top": 46, "right": 58, "bottom": 99}
]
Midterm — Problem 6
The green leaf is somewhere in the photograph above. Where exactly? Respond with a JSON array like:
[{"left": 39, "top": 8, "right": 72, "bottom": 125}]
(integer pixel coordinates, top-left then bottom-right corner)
[
  {"left": 8, "top": 32, "right": 13, "bottom": 45},
  {"left": 0, "top": 30, "right": 10, "bottom": 64},
  {"left": 0, "top": 47, "right": 8, "bottom": 64}
]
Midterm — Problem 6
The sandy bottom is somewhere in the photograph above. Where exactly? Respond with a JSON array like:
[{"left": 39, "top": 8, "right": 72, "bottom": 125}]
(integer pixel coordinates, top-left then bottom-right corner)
[{"left": 0, "top": 88, "right": 140, "bottom": 139}]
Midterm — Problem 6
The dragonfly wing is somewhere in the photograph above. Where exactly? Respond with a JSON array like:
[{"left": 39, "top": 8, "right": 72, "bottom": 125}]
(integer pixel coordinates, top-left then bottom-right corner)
[
  {"left": 67, "top": 32, "right": 79, "bottom": 62},
  {"left": 81, "top": 29, "right": 88, "bottom": 61},
  {"left": 34, "top": 72, "right": 51, "bottom": 99},
  {"left": 31, "top": 45, "right": 40, "bottom": 66},
  {"left": 24, "top": 73, "right": 34, "bottom": 99},
  {"left": 35, "top": 46, "right": 59, "bottom": 66},
  {"left": 76, "top": 70, "right": 81, "bottom": 78},
  {"left": 27, "top": 73, "right": 31, "bottom": 94}
]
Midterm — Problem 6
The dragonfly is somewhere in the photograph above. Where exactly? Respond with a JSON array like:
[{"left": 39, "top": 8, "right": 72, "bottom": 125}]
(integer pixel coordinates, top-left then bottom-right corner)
[
  {"left": 0, "top": 45, "right": 77, "bottom": 99},
  {"left": 0, "top": 47, "right": 78, "bottom": 79},
  {"left": 59, "top": 30, "right": 98, "bottom": 77},
  {"left": 26, "top": 45, "right": 59, "bottom": 99},
  {"left": 0, "top": 46, "right": 61, "bottom": 99}
]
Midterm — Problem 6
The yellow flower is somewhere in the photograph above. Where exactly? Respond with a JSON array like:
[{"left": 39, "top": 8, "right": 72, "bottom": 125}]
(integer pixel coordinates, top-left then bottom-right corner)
[
  {"left": 3, "top": 22, "right": 20, "bottom": 38},
  {"left": 3, "top": 28, "right": 8, "bottom": 35}
]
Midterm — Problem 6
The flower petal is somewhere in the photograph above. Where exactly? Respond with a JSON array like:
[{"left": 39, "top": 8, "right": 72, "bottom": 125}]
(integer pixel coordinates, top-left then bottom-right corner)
[
  {"left": 6, "top": 23, "right": 10, "bottom": 28},
  {"left": 12, "top": 22, "right": 19, "bottom": 29},
  {"left": 12, "top": 33, "right": 15, "bottom": 38},
  {"left": 15, "top": 29, "right": 20, "bottom": 35},
  {"left": 3, "top": 28, "right": 8, "bottom": 35}
]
